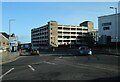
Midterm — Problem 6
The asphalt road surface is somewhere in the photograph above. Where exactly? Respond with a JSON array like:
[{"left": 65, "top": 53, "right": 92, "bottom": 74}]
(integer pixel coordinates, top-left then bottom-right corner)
[{"left": 1, "top": 54, "right": 120, "bottom": 81}]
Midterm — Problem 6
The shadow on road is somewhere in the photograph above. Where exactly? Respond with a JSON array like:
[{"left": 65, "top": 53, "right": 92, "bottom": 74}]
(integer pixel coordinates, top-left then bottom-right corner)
[
  {"left": 1, "top": 76, "right": 120, "bottom": 82},
  {"left": 87, "top": 76, "right": 120, "bottom": 82}
]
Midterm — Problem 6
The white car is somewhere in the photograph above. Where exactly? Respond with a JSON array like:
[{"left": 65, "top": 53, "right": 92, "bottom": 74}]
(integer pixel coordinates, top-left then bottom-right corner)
[{"left": 79, "top": 46, "right": 92, "bottom": 55}]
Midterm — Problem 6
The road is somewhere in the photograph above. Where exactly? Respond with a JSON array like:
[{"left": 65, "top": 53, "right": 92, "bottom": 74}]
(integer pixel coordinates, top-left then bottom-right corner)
[{"left": 1, "top": 54, "right": 120, "bottom": 81}]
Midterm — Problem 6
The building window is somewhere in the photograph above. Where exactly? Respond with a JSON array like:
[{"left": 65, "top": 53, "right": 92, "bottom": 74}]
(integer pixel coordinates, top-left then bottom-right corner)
[
  {"left": 103, "top": 27, "right": 110, "bottom": 30},
  {"left": 58, "top": 31, "right": 62, "bottom": 34},
  {"left": 58, "top": 27, "right": 62, "bottom": 29},
  {"left": 71, "top": 32, "right": 76, "bottom": 34},
  {"left": 58, "top": 36, "right": 62, "bottom": 38},
  {"left": 77, "top": 28, "right": 82, "bottom": 30},
  {"left": 71, "top": 28, "right": 76, "bottom": 30},
  {"left": 102, "top": 22, "right": 112, "bottom": 26},
  {"left": 71, "top": 36, "right": 76, "bottom": 38},
  {"left": 58, "top": 40, "right": 62, "bottom": 42}
]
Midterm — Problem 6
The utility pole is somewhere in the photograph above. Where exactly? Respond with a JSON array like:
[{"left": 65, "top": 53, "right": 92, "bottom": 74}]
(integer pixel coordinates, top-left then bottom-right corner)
[{"left": 110, "top": 7, "right": 118, "bottom": 55}]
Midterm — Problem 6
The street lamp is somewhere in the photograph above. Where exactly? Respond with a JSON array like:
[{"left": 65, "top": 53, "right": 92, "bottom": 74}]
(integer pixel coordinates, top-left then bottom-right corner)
[
  {"left": 110, "top": 7, "right": 117, "bottom": 14},
  {"left": 9, "top": 19, "right": 15, "bottom": 52},
  {"left": 110, "top": 6, "right": 118, "bottom": 54}
]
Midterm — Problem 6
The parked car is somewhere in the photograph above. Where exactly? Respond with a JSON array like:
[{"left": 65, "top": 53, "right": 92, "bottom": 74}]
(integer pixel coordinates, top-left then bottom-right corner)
[
  {"left": 78, "top": 46, "right": 92, "bottom": 55},
  {"left": 30, "top": 49, "right": 39, "bottom": 55}
]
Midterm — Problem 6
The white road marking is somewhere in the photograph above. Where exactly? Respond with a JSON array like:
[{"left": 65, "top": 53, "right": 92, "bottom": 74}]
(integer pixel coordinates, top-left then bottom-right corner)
[
  {"left": 43, "top": 61, "right": 56, "bottom": 65},
  {"left": 103, "top": 55, "right": 119, "bottom": 57},
  {"left": 28, "top": 65, "right": 35, "bottom": 71},
  {"left": 0, "top": 68, "right": 14, "bottom": 79}
]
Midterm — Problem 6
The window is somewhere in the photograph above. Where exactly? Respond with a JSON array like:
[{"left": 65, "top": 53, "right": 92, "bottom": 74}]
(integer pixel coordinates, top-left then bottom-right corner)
[
  {"left": 58, "top": 36, "right": 62, "bottom": 38},
  {"left": 3, "top": 42, "right": 5, "bottom": 44},
  {"left": 102, "top": 22, "right": 112, "bottom": 26},
  {"left": 103, "top": 27, "right": 110, "bottom": 30},
  {"left": 71, "top": 36, "right": 76, "bottom": 38},
  {"left": 63, "top": 28, "right": 70, "bottom": 30},
  {"left": 71, "top": 28, "right": 76, "bottom": 30},
  {"left": 77, "top": 28, "right": 82, "bottom": 30},
  {"left": 58, "top": 27, "right": 62, "bottom": 29},
  {"left": 58, "top": 31, "right": 62, "bottom": 34},
  {"left": 63, "top": 32, "right": 70, "bottom": 34},
  {"left": 71, "top": 32, "right": 76, "bottom": 34},
  {"left": 77, "top": 32, "right": 82, "bottom": 34},
  {"left": 58, "top": 40, "right": 62, "bottom": 42}
]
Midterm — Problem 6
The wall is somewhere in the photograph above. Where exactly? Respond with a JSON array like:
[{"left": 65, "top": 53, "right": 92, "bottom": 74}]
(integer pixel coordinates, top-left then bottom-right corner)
[
  {"left": 48, "top": 21, "right": 58, "bottom": 47},
  {"left": 0, "top": 34, "right": 9, "bottom": 49},
  {"left": 98, "top": 14, "right": 117, "bottom": 42}
]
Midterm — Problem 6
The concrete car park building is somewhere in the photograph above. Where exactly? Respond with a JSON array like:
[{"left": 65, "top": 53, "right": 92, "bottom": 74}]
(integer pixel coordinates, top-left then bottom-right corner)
[
  {"left": 80, "top": 21, "right": 98, "bottom": 43},
  {"left": 31, "top": 21, "right": 94, "bottom": 49},
  {"left": 80, "top": 21, "right": 94, "bottom": 32},
  {"left": 98, "top": 13, "right": 120, "bottom": 44}
]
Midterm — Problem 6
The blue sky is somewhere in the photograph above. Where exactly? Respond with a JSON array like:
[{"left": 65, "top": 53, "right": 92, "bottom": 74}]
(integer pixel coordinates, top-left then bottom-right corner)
[{"left": 2, "top": 2, "right": 118, "bottom": 43}]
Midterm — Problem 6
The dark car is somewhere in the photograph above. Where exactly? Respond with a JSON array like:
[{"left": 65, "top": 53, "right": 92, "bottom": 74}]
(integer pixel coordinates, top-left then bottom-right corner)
[
  {"left": 30, "top": 49, "right": 39, "bottom": 55},
  {"left": 79, "top": 46, "right": 92, "bottom": 55}
]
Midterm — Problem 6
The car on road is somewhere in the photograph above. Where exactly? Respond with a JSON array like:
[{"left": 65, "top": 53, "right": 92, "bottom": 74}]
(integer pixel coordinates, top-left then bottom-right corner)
[
  {"left": 30, "top": 49, "right": 39, "bottom": 55},
  {"left": 78, "top": 46, "right": 92, "bottom": 55},
  {"left": 19, "top": 48, "right": 40, "bottom": 56}
]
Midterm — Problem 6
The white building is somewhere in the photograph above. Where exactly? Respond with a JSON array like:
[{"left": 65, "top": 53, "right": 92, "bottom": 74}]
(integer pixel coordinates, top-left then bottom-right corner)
[
  {"left": 9, "top": 34, "right": 18, "bottom": 52},
  {"left": 98, "top": 13, "right": 120, "bottom": 44},
  {"left": 118, "top": 1, "right": 120, "bottom": 13}
]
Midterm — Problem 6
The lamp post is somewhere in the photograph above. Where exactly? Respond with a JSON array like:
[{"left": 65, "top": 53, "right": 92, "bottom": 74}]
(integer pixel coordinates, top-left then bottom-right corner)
[
  {"left": 110, "top": 7, "right": 118, "bottom": 54},
  {"left": 9, "top": 19, "right": 15, "bottom": 53}
]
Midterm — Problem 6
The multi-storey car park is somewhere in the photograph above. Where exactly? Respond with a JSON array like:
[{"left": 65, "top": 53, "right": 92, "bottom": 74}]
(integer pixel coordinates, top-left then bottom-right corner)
[{"left": 31, "top": 21, "right": 96, "bottom": 49}]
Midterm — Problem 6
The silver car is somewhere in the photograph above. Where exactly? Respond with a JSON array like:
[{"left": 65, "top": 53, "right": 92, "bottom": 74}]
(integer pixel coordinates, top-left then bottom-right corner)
[{"left": 79, "top": 46, "right": 92, "bottom": 55}]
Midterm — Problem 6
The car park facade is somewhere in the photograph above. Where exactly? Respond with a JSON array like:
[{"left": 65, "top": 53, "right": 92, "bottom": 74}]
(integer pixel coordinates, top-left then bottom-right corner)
[{"left": 31, "top": 21, "right": 92, "bottom": 49}]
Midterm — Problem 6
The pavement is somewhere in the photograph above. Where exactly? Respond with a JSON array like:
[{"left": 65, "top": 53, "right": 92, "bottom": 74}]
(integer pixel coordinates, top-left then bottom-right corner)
[
  {"left": 93, "top": 48, "right": 120, "bottom": 56},
  {"left": 0, "top": 51, "right": 20, "bottom": 65}
]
